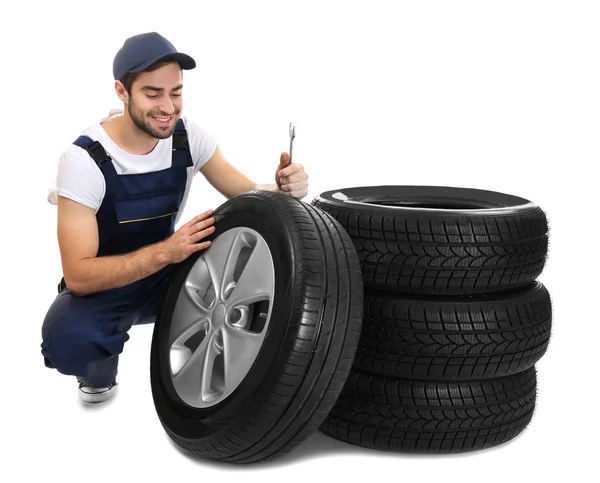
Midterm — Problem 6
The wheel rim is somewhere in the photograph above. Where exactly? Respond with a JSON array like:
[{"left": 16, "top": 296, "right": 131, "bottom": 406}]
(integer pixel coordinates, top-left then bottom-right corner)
[{"left": 167, "top": 227, "right": 275, "bottom": 408}]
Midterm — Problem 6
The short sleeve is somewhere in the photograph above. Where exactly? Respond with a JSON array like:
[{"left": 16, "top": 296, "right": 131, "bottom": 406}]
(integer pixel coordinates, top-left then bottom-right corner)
[
  {"left": 183, "top": 117, "right": 218, "bottom": 175},
  {"left": 49, "top": 146, "right": 106, "bottom": 212}
]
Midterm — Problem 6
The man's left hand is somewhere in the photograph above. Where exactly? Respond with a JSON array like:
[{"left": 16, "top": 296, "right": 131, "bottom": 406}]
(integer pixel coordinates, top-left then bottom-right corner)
[{"left": 275, "top": 152, "right": 309, "bottom": 199}]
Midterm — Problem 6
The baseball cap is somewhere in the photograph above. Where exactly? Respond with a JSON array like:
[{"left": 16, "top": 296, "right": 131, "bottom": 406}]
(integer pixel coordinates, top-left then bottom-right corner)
[{"left": 113, "top": 32, "right": 196, "bottom": 80}]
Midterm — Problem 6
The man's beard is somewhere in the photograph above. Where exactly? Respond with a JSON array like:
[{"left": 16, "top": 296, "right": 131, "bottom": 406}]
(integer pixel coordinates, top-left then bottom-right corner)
[{"left": 128, "top": 99, "right": 179, "bottom": 140}]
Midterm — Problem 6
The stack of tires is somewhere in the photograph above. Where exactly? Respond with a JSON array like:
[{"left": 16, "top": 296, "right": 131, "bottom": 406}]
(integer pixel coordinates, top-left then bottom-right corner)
[{"left": 311, "top": 185, "right": 552, "bottom": 453}]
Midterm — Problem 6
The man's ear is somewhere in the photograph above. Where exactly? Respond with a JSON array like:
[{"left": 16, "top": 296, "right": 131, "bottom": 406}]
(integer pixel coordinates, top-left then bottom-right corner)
[{"left": 115, "top": 80, "right": 128, "bottom": 104}]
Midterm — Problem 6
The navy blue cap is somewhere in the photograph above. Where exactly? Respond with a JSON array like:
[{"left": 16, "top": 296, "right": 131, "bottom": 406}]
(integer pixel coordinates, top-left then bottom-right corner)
[{"left": 113, "top": 32, "right": 196, "bottom": 80}]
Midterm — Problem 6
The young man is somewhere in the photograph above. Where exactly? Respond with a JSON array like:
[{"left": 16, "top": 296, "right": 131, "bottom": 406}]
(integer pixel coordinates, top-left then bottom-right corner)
[{"left": 41, "top": 32, "right": 309, "bottom": 404}]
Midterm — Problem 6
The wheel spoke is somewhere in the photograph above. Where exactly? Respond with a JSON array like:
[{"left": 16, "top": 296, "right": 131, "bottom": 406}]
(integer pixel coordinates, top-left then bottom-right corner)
[
  {"left": 203, "top": 228, "right": 248, "bottom": 299},
  {"left": 222, "top": 323, "right": 265, "bottom": 395},
  {"left": 171, "top": 331, "right": 211, "bottom": 406},
  {"left": 169, "top": 319, "right": 210, "bottom": 375},
  {"left": 200, "top": 331, "right": 226, "bottom": 404},
  {"left": 226, "top": 237, "right": 274, "bottom": 306},
  {"left": 168, "top": 277, "right": 211, "bottom": 346}
]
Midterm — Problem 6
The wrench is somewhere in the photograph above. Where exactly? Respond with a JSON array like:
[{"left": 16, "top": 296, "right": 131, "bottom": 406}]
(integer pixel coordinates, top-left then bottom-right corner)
[{"left": 288, "top": 122, "right": 296, "bottom": 167}]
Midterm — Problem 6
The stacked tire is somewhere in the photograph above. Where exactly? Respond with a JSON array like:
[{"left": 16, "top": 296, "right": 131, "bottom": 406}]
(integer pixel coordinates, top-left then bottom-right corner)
[{"left": 311, "top": 186, "right": 552, "bottom": 453}]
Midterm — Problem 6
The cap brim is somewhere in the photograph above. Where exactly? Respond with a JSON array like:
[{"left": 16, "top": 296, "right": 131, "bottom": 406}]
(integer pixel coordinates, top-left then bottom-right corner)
[{"left": 130, "top": 52, "right": 196, "bottom": 73}]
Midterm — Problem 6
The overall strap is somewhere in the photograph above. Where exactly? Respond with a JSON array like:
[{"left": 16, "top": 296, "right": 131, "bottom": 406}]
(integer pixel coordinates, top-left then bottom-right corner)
[
  {"left": 172, "top": 118, "right": 189, "bottom": 151},
  {"left": 172, "top": 118, "right": 193, "bottom": 168},
  {"left": 73, "top": 136, "right": 113, "bottom": 168}
]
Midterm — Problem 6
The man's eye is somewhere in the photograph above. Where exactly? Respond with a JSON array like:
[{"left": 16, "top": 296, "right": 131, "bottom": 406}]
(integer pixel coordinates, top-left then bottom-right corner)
[{"left": 146, "top": 92, "right": 180, "bottom": 99}]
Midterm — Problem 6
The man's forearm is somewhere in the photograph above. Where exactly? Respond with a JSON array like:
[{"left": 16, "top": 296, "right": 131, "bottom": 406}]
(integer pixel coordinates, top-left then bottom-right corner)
[
  {"left": 252, "top": 183, "right": 280, "bottom": 193},
  {"left": 68, "top": 242, "right": 171, "bottom": 296}
]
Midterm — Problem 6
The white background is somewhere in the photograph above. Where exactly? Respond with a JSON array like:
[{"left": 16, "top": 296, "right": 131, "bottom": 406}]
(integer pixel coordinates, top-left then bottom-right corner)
[{"left": 1, "top": 0, "right": 598, "bottom": 481}]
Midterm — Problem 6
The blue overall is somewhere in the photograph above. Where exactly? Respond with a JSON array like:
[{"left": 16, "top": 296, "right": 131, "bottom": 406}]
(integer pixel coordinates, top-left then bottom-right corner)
[{"left": 40, "top": 119, "right": 193, "bottom": 387}]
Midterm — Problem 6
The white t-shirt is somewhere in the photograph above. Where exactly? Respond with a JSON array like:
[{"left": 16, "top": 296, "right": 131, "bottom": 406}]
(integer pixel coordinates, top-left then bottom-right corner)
[{"left": 47, "top": 109, "right": 217, "bottom": 225}]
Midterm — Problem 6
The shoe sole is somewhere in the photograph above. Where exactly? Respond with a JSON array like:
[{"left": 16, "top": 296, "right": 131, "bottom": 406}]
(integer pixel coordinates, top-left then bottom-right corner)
[{"left": 79, "top": 386, "right": 118, "bottom": 404}]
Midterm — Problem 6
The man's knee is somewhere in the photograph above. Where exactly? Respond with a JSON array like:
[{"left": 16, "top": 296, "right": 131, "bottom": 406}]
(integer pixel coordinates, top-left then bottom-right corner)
[
  {"left": 40, "top": 292, "right": 129, "bottom": 376},
  {"left": 42, "top": 335, "right": 105, "bottom": 376}
]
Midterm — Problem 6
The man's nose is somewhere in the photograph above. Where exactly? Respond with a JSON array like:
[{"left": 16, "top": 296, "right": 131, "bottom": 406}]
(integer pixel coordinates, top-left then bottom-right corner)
[{"left": 159, "top": 97, "right": 175, "bottom": 114}]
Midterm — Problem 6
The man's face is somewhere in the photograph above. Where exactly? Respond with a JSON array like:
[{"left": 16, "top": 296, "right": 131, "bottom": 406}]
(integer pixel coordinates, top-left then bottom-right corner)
[{"left": 126, "top": 62, "right": 184, "bottom": 139}]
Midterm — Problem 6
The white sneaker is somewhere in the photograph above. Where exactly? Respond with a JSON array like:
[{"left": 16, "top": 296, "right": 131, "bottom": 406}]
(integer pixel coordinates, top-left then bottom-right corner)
[{"left": 78, "top": 380, "right": 118, "bottom": 404}]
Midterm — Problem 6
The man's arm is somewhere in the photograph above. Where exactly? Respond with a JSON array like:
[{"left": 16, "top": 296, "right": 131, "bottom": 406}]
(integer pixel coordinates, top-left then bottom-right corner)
[
  {"left": 57, "top": 196, "right": 215, "bottom": 296},
  {"left": 200, "top": 144, "right": 309, "bottom": 199},
  {"left": 199, "top": 145, "right": 280, "bottom": 199},
  {"left": 57, "top": 196, "right": 172, "bottom": 296}
]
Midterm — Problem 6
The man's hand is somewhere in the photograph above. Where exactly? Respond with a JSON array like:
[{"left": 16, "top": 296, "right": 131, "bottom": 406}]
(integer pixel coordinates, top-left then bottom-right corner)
[
  {"left": 159, "top": 209, "right": 216, "bottom": 264},
  {"left": 275, "top": 152, "right": 309, "bottom": 199}
]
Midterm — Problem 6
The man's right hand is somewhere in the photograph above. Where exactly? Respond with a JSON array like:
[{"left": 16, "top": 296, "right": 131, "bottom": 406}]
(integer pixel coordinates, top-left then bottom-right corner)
[{"left": 160, "top": 209, "right": 216, "bottom": 264}]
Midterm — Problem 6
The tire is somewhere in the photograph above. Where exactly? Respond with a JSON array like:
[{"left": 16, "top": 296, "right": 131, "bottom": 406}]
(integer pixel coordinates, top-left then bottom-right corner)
[
  {"left": 320, "top": 366, "right": 537, "bottom": 453},
  {"left": 150, "top": 191, "right": 364, "bottom": 464},
  {"left": 355, "top": 281, "right": 552, "bottom": 381},
  {"left": 311, "top": 186, "right": 549, "bottom": 295}
]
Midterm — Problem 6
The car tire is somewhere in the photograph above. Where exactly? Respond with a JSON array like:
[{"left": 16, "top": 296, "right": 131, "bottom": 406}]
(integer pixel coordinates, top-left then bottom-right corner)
[
  {"left": 150, "top": 191, "right": 364, "bottom": 464},
  {"left": 321, "top": 366, "right": 537, "bottom": 453},
  {"left": 311, "top": 186, "right": 549, "bottom": 295},
  {"left": 355, "top": 281, "right": 552, "bottom": 381}
]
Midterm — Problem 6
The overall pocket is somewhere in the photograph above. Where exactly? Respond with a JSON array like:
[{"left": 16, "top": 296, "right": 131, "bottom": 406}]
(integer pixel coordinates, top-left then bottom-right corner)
[{"left": 114, "top": 188, "right": 180, "bottom": 224}]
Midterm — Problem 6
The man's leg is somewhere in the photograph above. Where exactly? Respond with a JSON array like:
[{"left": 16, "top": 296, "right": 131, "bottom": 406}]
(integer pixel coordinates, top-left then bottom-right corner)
[
  {"left": 131, "top": 264, "right": 175, "bottom": 327},
  {"left": 40, "top": 265, "right": 175, "bottom": 400},
  {"left": 41, "top": 285, "right": 139, "bottom": 396}
]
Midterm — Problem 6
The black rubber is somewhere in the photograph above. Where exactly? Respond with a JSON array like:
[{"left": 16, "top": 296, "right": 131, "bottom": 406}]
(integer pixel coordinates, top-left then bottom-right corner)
[
  {"left": 311, "top": 186, "right": 549, "bottom": 295},
  {"left": 150, "top": 191, "right": 364, "bottom": 464},
  {"left": 320, "top": 366, "right": 537, "bottom": 453},
  {"left": 354, "top": 281, "right": 552, "bottom": 381}
]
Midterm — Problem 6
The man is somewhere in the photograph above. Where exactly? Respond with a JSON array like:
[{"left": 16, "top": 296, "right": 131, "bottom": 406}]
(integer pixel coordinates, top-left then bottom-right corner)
[{"left": 40, "top": 32, "right": 309, "bottom": 404}]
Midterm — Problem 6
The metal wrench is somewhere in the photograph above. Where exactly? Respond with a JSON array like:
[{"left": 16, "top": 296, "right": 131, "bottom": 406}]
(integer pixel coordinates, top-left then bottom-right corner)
[{"left": 288, "top": 122, "right": 296, "bottom": 166}]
